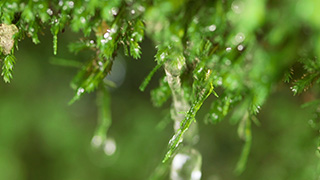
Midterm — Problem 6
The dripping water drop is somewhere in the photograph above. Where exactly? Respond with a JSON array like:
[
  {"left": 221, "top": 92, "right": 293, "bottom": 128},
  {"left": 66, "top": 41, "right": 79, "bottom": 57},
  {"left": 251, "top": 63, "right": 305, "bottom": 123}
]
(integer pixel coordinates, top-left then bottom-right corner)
[
  {"left": 103, "top": 138, "right": 117, "bottom": 156},
  {"left": 91, "top": 135, "right": 103, "bottom": 148}
]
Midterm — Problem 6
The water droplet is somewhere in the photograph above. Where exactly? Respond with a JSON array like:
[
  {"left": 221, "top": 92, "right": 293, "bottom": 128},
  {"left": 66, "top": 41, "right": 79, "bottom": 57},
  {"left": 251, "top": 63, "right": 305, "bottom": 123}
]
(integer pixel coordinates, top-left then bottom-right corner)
[
  {"left": 80, "top": 17, "right": 86, "bottom": 23},
  {"left": 290, "top": 87, "right": 297, "bottom": 93},
  {"left": 47, "top": 8, "right": 53, "bottom": 16},
  {"left": 160, "top": 52, "right": 166, "bottom": 60},
  {"left": 232, "top": 0, "right": 244, "bottom": 14},
  {"left": 77, "top": 7, "right": 85, "bottom": 14},
  {"left": 111, "top": 7, "right": 118, "bottom": 15},
  {"left": 172, "top": 154, "right": 190, "bottom": 170},
  {"left": 237, "top": 44, "right": 244, "bottom": 51},
  {"left": 77, "top": 87, "right": 85, "bottom": 96},
  {"left": 191, "top": 170, "right": 202, "bottom": 180},
  {"left": 193, "top": 17, "right": 199, "bottom": 24},
  {"left": 197, "top": 67, "right": 203, "bottom": 73},
  {"left": 110, "top": 28, "right": 116, "bottom": 33},
  {"left": 101, "top": 39, "right": 107, "bottom": 44},
  {"left": 170, "top": 148, "right": 202, "bottom": 180},
  {"left": 58, "top": 0, "right": 63, "bottom": 6},
  {"left": 225, "top": 59, "right": 231, "bottom": 66},
  {"left": 98, "top": 61, "right": 104, "bottom": 71},
  {"left": 68, "top": 1, "right": 74, "bottom": 8},
  {"left": 91, "top": 135, "right": 103, "bottom": 148},
  {"left": 208, "top": 25, "right": 216, "bottom": 32},
  {"left": 38, "top": 4, "right": 44, "bottom": 9},
  {"left": 226, "top": 47, "right": 232, "bottom": 52},
  {"left": 235, "top": 32, "right": 245, "bottom": 43},
  {"left": 211, "top": 113, "right": 218, "bottom": 120},
  {"left": 137, "top": 5, "right": 145, "bottom": 12},
  {"left": 104, "top": 32, "right": 110, "bottom": 38},
  {"left": 103, "top": 138, "right": 116, "bottom": 156},
  {"left": 63, "top": 5, "right": 68, "bottom": 11},
  {"left": 217, "top": 77, "right": 223, "bottom": 85},
  {"left": 131, "top": 9, "right": 135, "bottom": 14}
]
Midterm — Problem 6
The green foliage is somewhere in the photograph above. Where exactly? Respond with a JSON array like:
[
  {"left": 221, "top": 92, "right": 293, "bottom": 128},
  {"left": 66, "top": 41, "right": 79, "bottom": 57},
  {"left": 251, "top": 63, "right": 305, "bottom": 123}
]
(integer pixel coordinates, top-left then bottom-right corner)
[
  {"left": 1, "top": 54, "right": 15, "bottom": 83},
  {"left": 1, "top": 0, "right": 320, "bottom": 178}
]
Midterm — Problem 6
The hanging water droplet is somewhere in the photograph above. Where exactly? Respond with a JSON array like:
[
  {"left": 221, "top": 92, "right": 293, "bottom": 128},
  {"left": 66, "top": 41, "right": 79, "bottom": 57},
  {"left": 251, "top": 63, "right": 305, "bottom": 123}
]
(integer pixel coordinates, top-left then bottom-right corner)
[
  {"left": 103, "top": 138, "right": 117, "bottom": 156},
  {"left": 47, "top": 8, "right": 53, "bottom": 16},
  {"left": 131, "top": 9, "right": 136, "bottom": 14},
  {"left": 226, "top": 47, "right": 232, "bottom": 52},
  {"left": 171, "top": 148, "right": 202, "bottom": 180},
  {"left": 191, "top": 170, "right": 202, "bottom": 180},
  {"left": 208, "top": 25, "right": 216, "bottom": 32},
  {"left": 237, "top": 44, "right": 244, "bottom": 51},
  {"left": 91, "top": 135, "right": 103, "bottom": 148}
]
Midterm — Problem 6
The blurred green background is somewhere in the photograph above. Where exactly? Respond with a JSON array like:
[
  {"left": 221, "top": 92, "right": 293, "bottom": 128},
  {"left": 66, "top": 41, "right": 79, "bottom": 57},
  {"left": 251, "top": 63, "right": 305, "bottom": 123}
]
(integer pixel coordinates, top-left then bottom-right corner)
[{"left": 0, "top": 29, "right": 319, "bottom": 180}]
